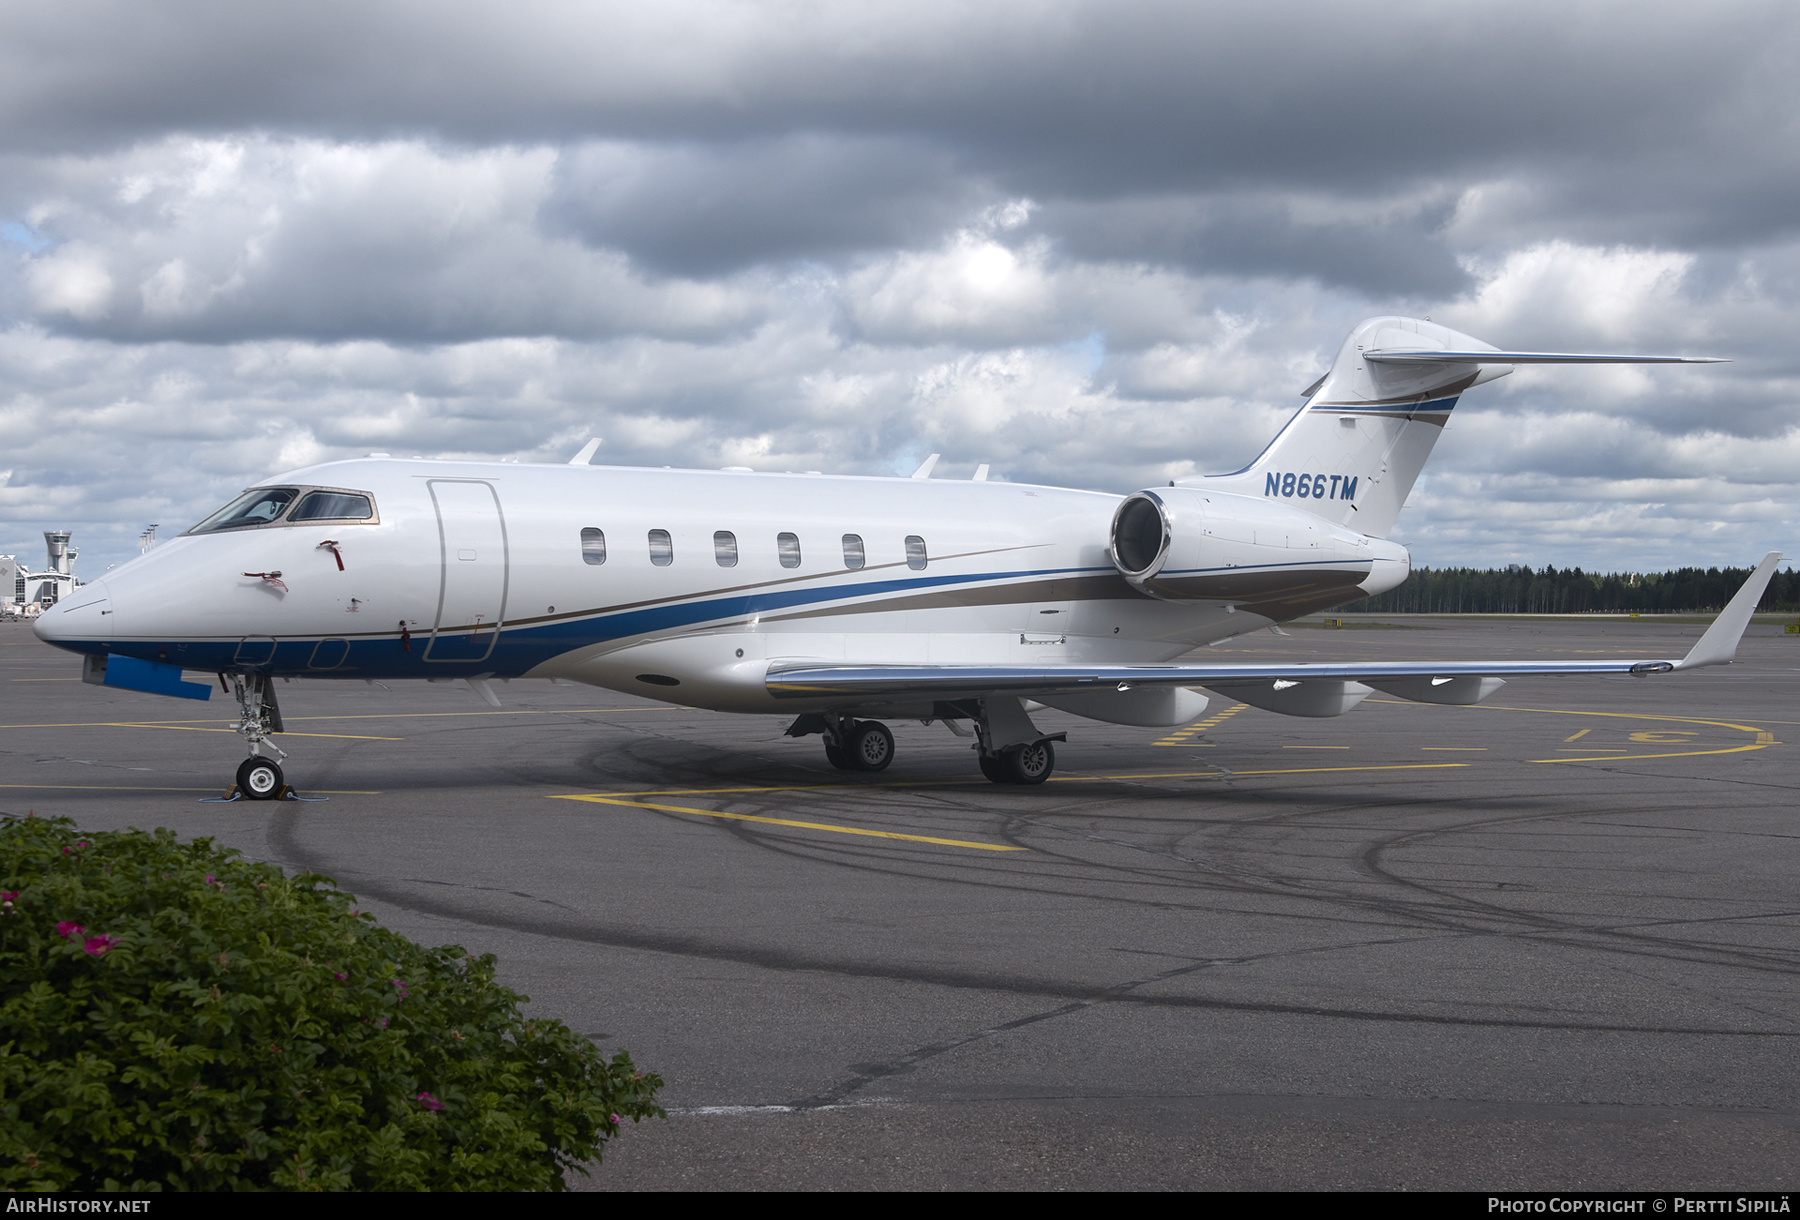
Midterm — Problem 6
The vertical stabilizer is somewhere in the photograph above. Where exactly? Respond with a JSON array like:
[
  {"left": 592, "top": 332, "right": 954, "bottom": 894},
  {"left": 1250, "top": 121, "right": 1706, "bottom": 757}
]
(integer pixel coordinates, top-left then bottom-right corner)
[
  {"left": 1189, "top": 317, "right": 1503, "bottom": 538},
  {"left": 1187, "top": 317, "right": 1721, "bottom": 539}
]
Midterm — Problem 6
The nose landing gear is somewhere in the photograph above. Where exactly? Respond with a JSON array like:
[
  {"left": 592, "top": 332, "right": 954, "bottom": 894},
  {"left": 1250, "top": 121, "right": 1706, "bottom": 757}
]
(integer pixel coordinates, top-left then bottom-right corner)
[{"left": 224, "top": 674, "right": 295, "bottom": 801}]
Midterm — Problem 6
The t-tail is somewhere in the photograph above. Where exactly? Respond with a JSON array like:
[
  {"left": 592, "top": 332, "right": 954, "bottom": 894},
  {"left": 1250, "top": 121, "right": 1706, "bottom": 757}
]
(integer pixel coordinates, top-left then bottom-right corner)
[{"left": 1187, "top": 316, "right": 1724, "bottom": 538}]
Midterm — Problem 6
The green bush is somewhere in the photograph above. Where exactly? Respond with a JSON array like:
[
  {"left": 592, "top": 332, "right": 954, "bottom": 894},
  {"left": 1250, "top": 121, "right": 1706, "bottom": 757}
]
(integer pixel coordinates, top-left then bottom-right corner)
[{"left": 0, "top": 815, "right": 662, "bottom": 1191}]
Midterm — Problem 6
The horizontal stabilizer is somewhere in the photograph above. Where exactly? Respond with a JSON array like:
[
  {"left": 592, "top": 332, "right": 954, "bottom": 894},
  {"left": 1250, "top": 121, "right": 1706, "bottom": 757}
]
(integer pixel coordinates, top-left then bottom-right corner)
[{"left": 1363, "top": 350, "right": 1726, "bottom": 365}]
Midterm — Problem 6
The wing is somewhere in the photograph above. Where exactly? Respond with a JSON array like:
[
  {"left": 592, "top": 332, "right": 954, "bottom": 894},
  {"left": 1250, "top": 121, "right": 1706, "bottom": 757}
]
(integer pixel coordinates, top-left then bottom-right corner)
[{"left": 767, "top": 554, "right": 1780, "bottom": 704}]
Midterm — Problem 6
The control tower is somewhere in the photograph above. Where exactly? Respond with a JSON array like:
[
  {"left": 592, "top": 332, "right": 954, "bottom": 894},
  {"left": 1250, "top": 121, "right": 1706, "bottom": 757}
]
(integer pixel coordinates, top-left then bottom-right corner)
[{"left": 44, "top": 530, "right": 74, "bottom": 576}]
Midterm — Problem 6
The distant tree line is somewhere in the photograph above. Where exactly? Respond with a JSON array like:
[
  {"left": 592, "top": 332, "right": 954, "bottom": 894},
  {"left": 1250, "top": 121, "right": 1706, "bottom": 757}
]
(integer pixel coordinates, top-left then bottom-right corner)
[{"left": 1339, "top": 565, "right": 1800, "bottom": 615}]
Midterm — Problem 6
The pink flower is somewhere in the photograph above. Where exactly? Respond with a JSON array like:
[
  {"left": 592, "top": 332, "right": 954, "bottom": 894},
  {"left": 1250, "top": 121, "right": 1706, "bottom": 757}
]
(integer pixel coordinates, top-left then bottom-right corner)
[
  {"left": 610, "top": 1113, "right": 621, "bottom": 1125},
  {"left": 83, "top": 935, "right": 117, "bottom": 956},
  {"left": 1, "top": 891, "right": 17, "bottom": 904},
  {"left": 415, "top": 1092, "right": 443, "bottom": 1111},
  {"left": 56, "top": 921, "right": 84, "bottom": 939},
  {"left": 334, "top": 972, "right": 347, "bottom": 980},
  {"left": 392, "top": 980, "right": 409, "bottom": 998}
]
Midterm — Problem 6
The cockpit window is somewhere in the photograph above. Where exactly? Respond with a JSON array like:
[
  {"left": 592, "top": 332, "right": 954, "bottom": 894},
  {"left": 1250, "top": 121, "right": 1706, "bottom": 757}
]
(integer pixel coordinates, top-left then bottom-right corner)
[
  {"left": 186, "top": 485, "right": 379, "bottom": 534},
  {"left": 188, "top": 487, "right": 300, "bottom": 533},
  {"left": 291, "top": 491, "right": 375, "bottom": 522}
]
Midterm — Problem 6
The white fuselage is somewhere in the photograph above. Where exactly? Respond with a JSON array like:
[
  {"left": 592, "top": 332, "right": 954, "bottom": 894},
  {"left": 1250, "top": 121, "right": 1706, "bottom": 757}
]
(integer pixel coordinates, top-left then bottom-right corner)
[{"left": 35, "top": 457, "right": 1411, "bottom": 716}]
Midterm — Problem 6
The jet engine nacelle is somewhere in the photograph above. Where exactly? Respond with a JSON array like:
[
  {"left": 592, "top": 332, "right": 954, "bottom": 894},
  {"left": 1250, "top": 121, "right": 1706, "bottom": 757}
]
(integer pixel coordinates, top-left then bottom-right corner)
[{"left": 1108, "top": 487, "right": 1408, "bottom": 606}]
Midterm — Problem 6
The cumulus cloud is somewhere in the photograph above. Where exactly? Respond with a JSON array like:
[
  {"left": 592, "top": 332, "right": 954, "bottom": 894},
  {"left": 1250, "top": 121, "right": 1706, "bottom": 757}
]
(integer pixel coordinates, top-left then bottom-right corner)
[{"left": 4, "top": 137, "right": 772, "bottom": 342}]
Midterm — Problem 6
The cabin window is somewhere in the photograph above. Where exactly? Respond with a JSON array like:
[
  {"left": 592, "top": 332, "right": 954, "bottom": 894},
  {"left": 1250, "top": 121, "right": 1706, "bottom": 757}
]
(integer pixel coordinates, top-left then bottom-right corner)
[
  {"left": 580, "top": 527, "right": 606, "bottom": 565},
  {"left": 714, "top": 530, "right": 738, "bottom": 567},
  {"left": 777, "top": 532, "right": 802, "bottom": 569},
  {"left": 290, "top": 491, "right": 375, "bottom": 522},
  {"left": 842, "top": 534, "right": 865, "bottom": 570},
  {"left": 905, "top": 535, "right": 928, "bottom": 570},
  {"left": 648, "top": 529, "right": 673, "bottom": 566}
]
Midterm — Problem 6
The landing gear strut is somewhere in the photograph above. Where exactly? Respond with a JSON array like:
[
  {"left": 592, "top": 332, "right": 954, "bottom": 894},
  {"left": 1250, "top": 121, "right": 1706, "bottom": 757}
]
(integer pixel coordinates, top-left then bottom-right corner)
[{"left": 228, "top": 674, "right": 289, "bottom": 800}]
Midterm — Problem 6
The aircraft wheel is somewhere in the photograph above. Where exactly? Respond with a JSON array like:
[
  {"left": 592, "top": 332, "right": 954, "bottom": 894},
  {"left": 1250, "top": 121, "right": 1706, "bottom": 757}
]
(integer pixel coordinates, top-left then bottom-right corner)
[
  {"left": 848, "top": 721, "right": 894, "bottom": 772},
  {"left": 823, "top": 741, "right": 854, "bottom": 770},
  {"left": 978, "top": 753, "right": 1012, "bottom": 784},
  {"left": 237, "top": 756, "right": 284, "bottom": 801},
  {"left": 1004, "top": 740, "right": 1055, "bottom": 785}
]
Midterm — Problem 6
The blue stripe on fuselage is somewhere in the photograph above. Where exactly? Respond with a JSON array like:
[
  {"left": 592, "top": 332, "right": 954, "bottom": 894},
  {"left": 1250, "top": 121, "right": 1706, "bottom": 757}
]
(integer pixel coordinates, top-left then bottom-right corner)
[{"left": 55, "top": 565, "right": 1112, "bottom": 679}]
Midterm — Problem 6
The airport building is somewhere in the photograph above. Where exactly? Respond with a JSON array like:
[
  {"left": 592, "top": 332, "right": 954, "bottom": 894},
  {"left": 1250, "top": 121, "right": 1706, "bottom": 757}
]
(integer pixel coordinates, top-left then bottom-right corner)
[{"left": 0, "top": 531, "right": 82, "bottom": 619}]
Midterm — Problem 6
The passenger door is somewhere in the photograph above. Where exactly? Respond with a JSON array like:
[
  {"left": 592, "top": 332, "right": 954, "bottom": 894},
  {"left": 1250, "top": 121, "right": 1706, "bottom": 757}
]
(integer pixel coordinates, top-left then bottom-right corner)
[{"left": 424, "top": 480, "right": 509, "bottom": 663}]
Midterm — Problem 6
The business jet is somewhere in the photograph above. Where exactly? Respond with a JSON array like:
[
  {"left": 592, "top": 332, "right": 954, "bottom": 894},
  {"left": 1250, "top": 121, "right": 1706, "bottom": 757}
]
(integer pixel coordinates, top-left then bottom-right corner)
[{"left": 33, "top": 316, "right": 1777, "bottom": 799}]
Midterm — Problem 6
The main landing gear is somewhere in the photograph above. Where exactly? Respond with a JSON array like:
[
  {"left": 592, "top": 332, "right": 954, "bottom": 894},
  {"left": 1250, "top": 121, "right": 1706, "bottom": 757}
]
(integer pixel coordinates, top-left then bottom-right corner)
[
  {"left": 976, "top": 738, "right": 1056, "bottom": 785},
  {"left": 805, "top": 714, "right": 895, "bottom": 772},
  {"left": 966, "top": 696, "right": 1062, "bottom": 785},
  {"left": 786, "top": 696, "right": 1064, "bottom": 784}
]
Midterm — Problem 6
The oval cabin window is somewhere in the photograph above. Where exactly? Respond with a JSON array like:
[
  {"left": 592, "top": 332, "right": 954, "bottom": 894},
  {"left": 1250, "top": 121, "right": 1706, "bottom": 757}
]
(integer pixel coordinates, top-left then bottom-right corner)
[
  {"left": 714, "top": 531, "right": 738, "bottom": 567},
  {"left": 842, "top": 534, "right": 865, "bottom": 570},
  {"left": 648, "top": 529, "right": 673, "bottom": 566},
  {"left": 905, "top": 535, "right": 928, "bottom": 570},
  {"left": 580, "top": 528, "right": 606, "bottom": 565},
  {"left": 777, "top": 532, "right": 802, "bottom": 569}
]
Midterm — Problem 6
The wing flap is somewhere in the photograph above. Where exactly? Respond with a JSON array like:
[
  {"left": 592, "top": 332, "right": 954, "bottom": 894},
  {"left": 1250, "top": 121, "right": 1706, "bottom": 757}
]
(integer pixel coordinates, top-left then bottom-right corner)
[{"left": 766, "top": 656, "right": 1663, "bottom": 700}]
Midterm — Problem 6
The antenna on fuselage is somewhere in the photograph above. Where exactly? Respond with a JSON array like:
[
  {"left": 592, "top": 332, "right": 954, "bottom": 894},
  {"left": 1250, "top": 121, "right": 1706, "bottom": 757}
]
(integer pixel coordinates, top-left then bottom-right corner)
[
  {"left": 911, "top": 453, "right": 940, "bottom": 479},
  {"left": 569, "top": 437, "right": 602, "bottom": 466}
]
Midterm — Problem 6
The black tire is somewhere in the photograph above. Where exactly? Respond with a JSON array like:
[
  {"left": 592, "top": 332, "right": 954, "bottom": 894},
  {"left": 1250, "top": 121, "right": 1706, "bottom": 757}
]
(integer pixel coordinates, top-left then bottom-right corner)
[
  {"left": 1004, "top": 740, "right": 1055, "bottom": 785},
  {"left": 848, "top": 721, "right": 894, "bottom": 772},
  {"left": 237, "top": 756, "right": 284, "bottom": 801},
  {"left": 978, "top": 753, "right": 1012, "bottom": 784},
  {"left": 823, "top": 741, "right": 854, "bottom": 770}
]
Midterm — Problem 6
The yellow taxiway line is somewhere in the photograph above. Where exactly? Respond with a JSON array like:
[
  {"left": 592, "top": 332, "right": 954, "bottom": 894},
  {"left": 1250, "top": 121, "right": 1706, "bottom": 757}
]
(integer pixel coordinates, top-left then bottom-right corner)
[
  {"left": 551, "top": 793, "right": 1025, "bottom": 852},
  {"left": 90, "top": 724, "right": 403, "bottom": 741},
  {"left": 0, "top": 784, "right": 382, "bottom": 794},
  {"left": 565, "top": 760, "right": 1477, "bottom": 802},
  {"left": 1356, "top": 699, "right": 1783, "bottom": 764},
  {"left": 0, "top": 707, "right": 679, "bottom": 731},
  {"left": 1066, "top": 762, "right": 1472, "bottom": 781},
  {"left": 553, "top": 761, "right": 1486, "bottom": 852}
]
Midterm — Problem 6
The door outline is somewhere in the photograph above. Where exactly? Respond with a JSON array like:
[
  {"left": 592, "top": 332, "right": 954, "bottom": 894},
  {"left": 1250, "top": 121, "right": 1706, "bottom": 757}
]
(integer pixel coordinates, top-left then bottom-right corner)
[{"left": 424, "top": 479, "right": 509, "bottom": 663}]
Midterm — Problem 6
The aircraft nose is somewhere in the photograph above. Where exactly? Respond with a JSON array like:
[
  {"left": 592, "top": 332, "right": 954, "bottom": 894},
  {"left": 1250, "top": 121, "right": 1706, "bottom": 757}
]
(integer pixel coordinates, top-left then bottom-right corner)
[{"left": 33, "top": 581, "right": 112, "bottom": 647}]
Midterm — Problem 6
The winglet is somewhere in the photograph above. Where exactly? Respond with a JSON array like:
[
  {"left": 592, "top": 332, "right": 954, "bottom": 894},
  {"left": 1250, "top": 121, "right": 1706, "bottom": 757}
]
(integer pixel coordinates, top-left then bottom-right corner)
[{"left": 1674, "top": 552, "right": 1782, "bottom": 670}]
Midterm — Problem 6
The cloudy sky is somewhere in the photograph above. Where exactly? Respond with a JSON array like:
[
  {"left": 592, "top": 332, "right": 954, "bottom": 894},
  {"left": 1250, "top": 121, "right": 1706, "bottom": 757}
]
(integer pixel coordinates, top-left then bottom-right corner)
[{"left": 2, "top": 0, "right": 1797, "bottom": 577}]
